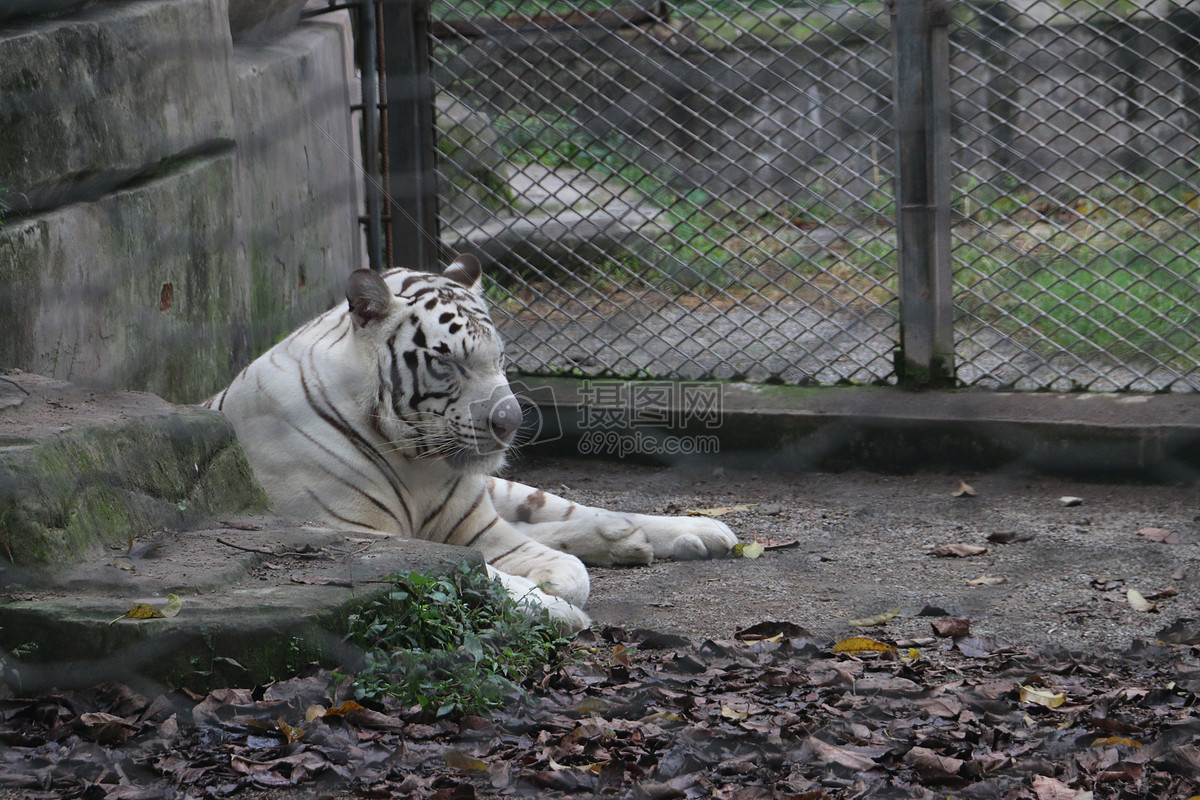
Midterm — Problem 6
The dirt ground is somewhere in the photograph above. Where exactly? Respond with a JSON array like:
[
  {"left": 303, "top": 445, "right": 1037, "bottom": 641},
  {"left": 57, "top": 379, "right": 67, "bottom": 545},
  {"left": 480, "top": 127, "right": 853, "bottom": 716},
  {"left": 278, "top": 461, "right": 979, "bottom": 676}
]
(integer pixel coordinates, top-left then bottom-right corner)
[
  {"left": 504, "top": 456, "right": 1200, "bottom": 653},
  {"left": 4, "top": 454, "right": 1199, "bottom": 800}
]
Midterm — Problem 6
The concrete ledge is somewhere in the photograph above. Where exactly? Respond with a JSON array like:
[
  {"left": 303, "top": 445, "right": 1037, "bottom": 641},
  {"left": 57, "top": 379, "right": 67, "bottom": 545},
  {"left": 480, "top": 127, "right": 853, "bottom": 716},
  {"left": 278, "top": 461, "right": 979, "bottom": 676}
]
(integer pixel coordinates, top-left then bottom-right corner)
[
  {"left": 0, "top": 371, "right": 267, "bottom": 567},
  {"left": 0, "top": 520, "right": 483, "bottom": 692},
  {"left": 513, "top": 377, "right": 1200, "bottom": 481}
]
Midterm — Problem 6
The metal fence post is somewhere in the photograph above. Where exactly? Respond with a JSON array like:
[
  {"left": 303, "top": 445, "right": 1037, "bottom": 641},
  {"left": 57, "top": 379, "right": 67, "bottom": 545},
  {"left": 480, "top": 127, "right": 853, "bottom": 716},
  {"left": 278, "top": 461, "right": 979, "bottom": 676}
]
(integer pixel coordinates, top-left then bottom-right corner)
[
  {"left": 380, "top": 0, "right": 440, "bottom": 272},
  {"left": 890, "top": 0, "right": 955, "bottom": 386}
]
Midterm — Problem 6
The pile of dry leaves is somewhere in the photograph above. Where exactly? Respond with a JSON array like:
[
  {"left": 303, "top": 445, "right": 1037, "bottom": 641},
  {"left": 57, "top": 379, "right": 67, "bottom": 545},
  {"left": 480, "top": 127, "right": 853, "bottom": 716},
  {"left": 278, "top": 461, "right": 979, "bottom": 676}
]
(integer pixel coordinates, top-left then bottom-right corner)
[{"left": 2, "top": 618, "right": 1199, "bottom": 800}]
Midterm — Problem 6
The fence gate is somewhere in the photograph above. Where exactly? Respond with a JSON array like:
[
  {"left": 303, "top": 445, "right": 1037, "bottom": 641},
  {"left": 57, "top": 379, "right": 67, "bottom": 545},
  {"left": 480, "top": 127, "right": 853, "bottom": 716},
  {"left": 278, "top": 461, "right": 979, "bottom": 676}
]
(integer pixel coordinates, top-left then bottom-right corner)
[{"left": 401, "top": 0, "right": 1200, "bottom": 391}]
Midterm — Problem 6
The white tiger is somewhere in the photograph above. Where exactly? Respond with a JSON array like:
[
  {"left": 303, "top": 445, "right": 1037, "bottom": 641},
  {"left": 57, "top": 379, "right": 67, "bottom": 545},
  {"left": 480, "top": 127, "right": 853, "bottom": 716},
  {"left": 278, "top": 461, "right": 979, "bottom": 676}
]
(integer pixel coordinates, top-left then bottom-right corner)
[{"left": 204, "top": 255, "right": 736, "bottom": 629}]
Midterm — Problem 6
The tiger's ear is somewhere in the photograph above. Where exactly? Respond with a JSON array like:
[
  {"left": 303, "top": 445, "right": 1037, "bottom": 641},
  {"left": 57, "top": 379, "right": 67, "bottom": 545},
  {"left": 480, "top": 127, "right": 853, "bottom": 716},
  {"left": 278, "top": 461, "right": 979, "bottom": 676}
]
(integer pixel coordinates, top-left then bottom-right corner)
[
  {"left": 442, "top": 254, "right": 483, "bottom": 295},
  {"left": 346, "top": 269, "right": 394, "bottom": 326}
]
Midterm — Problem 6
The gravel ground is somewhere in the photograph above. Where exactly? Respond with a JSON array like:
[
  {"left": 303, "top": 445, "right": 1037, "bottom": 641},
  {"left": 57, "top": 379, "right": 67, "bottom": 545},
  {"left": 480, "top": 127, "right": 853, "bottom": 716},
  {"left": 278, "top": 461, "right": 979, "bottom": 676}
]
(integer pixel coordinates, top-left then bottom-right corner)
[
  {"left": 3, "top": 456, "right": 1196, "bottom": 800},
  {"left": 504, "top": 456, "right": 1200, "bottom": 652}
]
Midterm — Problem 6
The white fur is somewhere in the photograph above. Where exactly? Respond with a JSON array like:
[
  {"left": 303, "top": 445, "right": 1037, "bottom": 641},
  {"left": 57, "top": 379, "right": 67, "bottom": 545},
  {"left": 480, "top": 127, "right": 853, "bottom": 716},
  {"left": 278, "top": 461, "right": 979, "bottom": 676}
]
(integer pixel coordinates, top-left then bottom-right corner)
[{"left": 205, "top": 263, "right": 736, "bottom": 630}]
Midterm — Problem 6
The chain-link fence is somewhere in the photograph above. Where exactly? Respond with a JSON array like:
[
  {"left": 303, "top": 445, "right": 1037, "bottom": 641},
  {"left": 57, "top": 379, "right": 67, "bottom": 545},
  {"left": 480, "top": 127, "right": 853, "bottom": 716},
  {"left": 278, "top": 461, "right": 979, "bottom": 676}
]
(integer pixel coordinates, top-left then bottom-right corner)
[
  {"left": 952, "top": 1, "right": 1200, "bottom": 391},
  {"left": 424, "top": 0, "right": 1200, "bottom": 391}
]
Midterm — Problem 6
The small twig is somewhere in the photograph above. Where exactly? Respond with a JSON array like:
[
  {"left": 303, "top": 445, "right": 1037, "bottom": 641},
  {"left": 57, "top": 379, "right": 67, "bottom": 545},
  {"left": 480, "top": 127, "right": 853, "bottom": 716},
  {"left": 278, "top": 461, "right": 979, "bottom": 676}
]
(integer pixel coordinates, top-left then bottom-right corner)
[
  {"left": 216, "top": 537, "right": 276, "bottom": 556},
  {"left": 0, "top": 376, "right": 31, "bottom": 396},
  {"left": 290, "top": 574, "right": 355, "bottom": 587}
]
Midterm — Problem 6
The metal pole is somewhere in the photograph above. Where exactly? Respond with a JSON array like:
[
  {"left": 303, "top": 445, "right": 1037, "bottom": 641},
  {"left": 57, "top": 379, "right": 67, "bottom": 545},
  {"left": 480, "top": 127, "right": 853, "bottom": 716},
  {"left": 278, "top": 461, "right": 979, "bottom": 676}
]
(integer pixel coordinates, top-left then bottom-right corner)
[
  {"left": 360, "top": 0, "right": 384, "bottom": 272},
  {"left": 380, "top": 0, "right": 441, "bottom": 272},
  {"left": 890, "top": 0, "right": 955, "bottom": 386}
]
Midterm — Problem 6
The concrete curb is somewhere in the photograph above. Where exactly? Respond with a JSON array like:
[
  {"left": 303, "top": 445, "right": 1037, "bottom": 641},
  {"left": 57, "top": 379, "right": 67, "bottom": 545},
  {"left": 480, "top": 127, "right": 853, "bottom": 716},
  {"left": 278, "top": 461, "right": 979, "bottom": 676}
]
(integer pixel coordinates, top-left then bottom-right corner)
[
  {"left": 511, "top": 377, "right": 1200, "bottom": 481},
  {"left": 0, "top": 521, "right": 483, "bottom": 692}
]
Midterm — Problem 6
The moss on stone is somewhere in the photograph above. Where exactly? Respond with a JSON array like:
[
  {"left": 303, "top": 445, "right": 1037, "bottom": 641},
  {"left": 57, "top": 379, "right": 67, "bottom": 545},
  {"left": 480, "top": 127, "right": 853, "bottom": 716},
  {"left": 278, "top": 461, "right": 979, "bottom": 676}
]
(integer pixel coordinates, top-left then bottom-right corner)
[{"left": 2, "top": 408, "right": 270, "bottom": 569}]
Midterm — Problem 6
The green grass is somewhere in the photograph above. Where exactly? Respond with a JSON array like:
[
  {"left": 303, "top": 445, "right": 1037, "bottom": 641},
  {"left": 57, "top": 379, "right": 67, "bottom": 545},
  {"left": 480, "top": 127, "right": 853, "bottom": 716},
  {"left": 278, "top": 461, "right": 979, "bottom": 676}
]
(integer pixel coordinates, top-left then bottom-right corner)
[
  {"left": 342, "top": 564, "right": 573, "bottom": 717},
  {"left": 761, "top": 216, "right": 1200, "bottom": 369},
  {"left": 957, "top": 230, "right": 1200, "bottom": 365},
  {"left": 497, "top": 112, "right": 666, "bottom": 196}
]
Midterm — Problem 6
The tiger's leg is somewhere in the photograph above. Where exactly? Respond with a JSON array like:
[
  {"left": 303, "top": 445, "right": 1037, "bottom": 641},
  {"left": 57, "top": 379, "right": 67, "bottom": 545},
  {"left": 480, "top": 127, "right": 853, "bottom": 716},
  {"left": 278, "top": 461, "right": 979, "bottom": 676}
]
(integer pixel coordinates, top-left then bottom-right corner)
[
  {"left": 486, "top": 477, "right": 737, "bottom": 565},
  {"left": 447, "top": 489, "right": 592, "bottom": 627},
  {"left": 485, "top": 565, "right": 592, "bottom": 632}
]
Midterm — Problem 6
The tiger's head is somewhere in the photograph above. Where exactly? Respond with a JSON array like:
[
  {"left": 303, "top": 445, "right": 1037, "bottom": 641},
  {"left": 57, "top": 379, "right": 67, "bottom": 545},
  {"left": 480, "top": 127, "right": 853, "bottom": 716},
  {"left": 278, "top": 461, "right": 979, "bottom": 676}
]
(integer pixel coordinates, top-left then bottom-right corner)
[{"left": 344, "top": 255, "right": 522, "bottom": 474}]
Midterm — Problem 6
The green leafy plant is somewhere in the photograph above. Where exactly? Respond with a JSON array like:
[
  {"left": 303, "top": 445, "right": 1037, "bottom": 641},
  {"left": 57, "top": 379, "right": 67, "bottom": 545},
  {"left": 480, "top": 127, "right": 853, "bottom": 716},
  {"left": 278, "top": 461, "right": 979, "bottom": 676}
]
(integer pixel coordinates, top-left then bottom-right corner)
[
  {"left": 343, "top": 564, "right": 573, "bottom": 717},
  {"left": 0, "top": 641, "right": 39, "bottom": 692}
]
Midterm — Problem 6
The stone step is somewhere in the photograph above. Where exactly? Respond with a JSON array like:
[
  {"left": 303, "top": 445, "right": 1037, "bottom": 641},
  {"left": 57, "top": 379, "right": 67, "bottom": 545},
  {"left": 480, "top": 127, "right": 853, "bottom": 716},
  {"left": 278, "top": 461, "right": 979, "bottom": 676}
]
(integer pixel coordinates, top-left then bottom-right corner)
[
  {"left": 1, "top": 519, "right": 480, "bottom": 693},
  {"left": 0, "top": 371, "right": 481, "bottom": 691}
]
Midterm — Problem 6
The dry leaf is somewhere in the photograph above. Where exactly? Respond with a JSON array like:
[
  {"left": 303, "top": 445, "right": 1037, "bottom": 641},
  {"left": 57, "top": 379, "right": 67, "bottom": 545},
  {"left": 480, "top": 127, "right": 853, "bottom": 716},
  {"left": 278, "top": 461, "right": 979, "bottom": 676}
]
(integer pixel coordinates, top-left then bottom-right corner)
[
  {"left": 931, "top": 617, "right": 970, "bottom": 638},
  {"left": 1019, "top": 684, "right": 1067, "bottom": 709},
  {"left": 906, "top": 745, "right": 964, "bottom": 779},
  {"left": 1136, "top": 527, "right": 1181, "bottom": 544},
  {"left": 1032, "top": 774, "right": 1079, "bottom": 800},
  {"left": 323, "top": 700, "right": 365, "bottom": 717},
  {"left": 735, "top": 621, "right": 811, "bottom": 641},
  {"left": 611, "top": 644, "right": 632, "bottom": 667},
  {"left": 761, "top": 539, "right": 800, "bottom": 550},
  {"left": 733, "top": 541, "right": 765, "bottom": 559},
  {"left": 801, "top": 736, "right": 879, "bottom": 771},
  {"left": 952, "top": 479, "right": 976, "bottom": 497},
  {"left": 687, "top": 504, "right": 756, "bottom": 517},
  {"left": 575, "top": 697, "right": 611, "bottom": 714},
  {"left": 108, "top": 594, "right": 182, "bottom": 625},
  {"left": 547, "top": 755, "right": 602, "bottom": 774},
  {"left": 342, "top": 706, "right": 403, "bottom": 731},
  {"left": 966, "top": 575, "right": 1007, "bottom": 586},
  {"left": 109, "top": 602, "right": 166, "bottom": 625},
  {"left": 720, "top": 704, "right": 751, "bottom": 720},
  {"left": 161, "top": 593, "right": 183, "bottom": 618},
  {"left": 931, "top": 543, "right": 988, "bottom": 558},
  {"left": 276, "top": 717, "right": 306, "bottom": 744},
  {"left": 957, "top": 635, "right": 1014, "bottom": 658},
  {"left": 832, "top": 637, "right": 897, "bottom": 655},
  {"left": 846, "top": 607, "right": 899, "bottom": 627},
  {"left": 1126, "top": 588, "right": 1157, "bottom": 613},
  {"left": 75, "top": 712, "right": 140, "bottom": 745},
  {"left": 445, "top": 750, "right": 490, "bottom": 773},
  {"left": 1090, "top": 736, "right": 1142, "bottom": 748}
]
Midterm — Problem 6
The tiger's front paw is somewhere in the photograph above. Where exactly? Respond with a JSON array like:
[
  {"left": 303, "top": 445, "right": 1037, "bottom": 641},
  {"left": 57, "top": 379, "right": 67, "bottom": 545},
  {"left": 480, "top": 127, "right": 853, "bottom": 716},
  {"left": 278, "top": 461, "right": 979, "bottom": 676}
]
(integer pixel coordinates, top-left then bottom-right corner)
[
  {"left": 643, "top": 516, "right": 738, "bottom": 560},
  {"left": 523, "top": 552, "right": 590, "bottom": 608},
  {"left": 489, "top": 566, "right": 592, "bottom": 632}
]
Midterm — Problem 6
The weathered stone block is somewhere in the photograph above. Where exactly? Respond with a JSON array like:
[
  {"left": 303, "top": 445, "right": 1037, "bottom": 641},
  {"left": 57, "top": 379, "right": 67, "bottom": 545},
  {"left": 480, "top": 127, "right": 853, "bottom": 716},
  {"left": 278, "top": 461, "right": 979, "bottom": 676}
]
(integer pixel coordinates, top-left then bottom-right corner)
[
  {"left": 228, "top": 0, "right": 306, "bottom": 42},
  {"left": 0, "top": 153, "right": 247, "bottom": 403},
  {"left": 0, "top": 529, "right": 483, "bottom": 691},
  {"left": 0, "top": 372, "right": 268, "bottom": 569},
  {"left": 0, "top": 0, "right": 235, "bottom": 215},
  {"left": 230, "top": 18, "right": 360, "bottom": 354},
  {"left": 0, "top": 372, "right": 486, "bottom": 691}
]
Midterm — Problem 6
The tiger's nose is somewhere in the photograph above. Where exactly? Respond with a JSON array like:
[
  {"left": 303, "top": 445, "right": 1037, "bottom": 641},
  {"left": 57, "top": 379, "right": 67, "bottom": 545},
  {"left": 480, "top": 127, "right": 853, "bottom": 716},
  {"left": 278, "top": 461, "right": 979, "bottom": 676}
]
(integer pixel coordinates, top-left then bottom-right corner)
[{"left": 490, "top": 395, "right": 522, "bottom": 443}]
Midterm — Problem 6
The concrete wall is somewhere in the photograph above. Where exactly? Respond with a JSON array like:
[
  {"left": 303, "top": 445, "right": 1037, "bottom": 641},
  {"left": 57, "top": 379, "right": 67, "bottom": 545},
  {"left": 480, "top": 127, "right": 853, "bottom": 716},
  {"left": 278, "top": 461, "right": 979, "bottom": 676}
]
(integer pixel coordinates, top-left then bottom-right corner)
[{"left": 0, "top": 0, "right": 362, "bottom": 403}]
